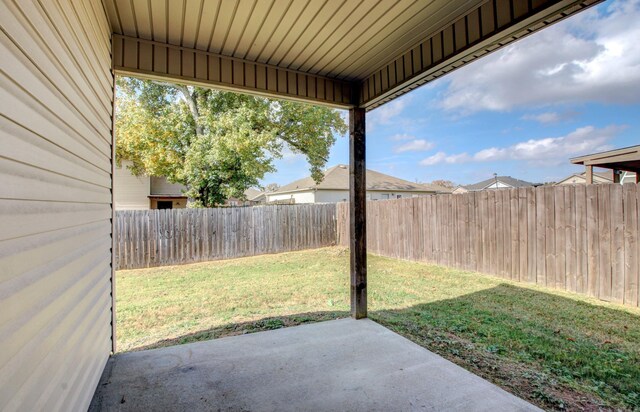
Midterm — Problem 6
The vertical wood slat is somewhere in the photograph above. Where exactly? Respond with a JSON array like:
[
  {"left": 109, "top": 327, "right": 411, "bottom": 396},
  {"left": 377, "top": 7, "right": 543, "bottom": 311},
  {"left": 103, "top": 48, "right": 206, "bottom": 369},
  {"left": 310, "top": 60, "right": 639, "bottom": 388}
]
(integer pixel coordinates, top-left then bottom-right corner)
[
  {"left": 598, "top": 184, "right": 612, "bottom": 301},
  {"left": 334, "top": 184, "right": 639, "bottom": 308},
  {"left": 575, "top": 185, "right": 587, "bottom": 293},
  {"left": 623, "top": 184, "right": 639, "bottom": 306},
  {"left": 610, "top": 184, "right": 625, "bottom": 303},
  {"left": 554, "top": 186, "right": 566, "bottom": 290},
  {"left": 586, "top": 185, "right": 599, "bottom": 297},
  {"left": 565, "top": 185, "right": 577, "bottom": 292}
]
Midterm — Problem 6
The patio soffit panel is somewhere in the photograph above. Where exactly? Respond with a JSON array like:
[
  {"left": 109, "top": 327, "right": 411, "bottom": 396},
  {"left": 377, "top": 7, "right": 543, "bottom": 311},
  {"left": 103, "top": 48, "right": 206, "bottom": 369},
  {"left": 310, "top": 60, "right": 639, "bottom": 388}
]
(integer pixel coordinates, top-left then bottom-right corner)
[
  {"left": 104, "top": 0, "right": 602, "bottom": 109},
  {"left": 103, "top": 0, "right": 486, "bottom": 81},
  {"left": 112, "top": 35, "right": 355, "bottom": 108}
]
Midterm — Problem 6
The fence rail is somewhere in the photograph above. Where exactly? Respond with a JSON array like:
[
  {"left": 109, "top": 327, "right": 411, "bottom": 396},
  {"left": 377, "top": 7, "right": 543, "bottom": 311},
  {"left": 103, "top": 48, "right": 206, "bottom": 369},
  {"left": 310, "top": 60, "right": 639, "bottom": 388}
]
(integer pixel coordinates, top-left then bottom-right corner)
[
  {"left": 115, "top": 204, "right": 337, "bottom": 270},
  {"left": 337, "top": 184, "right": 640, "bottom": 307}
]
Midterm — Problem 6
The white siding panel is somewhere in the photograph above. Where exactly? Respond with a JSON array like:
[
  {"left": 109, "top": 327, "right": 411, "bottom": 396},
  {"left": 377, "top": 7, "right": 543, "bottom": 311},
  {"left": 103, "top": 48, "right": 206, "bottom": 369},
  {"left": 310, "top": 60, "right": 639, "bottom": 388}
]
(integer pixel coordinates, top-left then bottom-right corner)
[
  {"left": 267, "top": 191, "right": 316, "bottom": 204},
  {"left": 114, "top": 161, "right": 151, "bottom": 210},
  {"left": 150, "top": 176, "right": 187, "bottom": 196},
  {"left": 0, "top": 0, "right": 113, "bottom": 411},
  {"left": 315, "top": 190, "right": 349, "bottom": 203}
]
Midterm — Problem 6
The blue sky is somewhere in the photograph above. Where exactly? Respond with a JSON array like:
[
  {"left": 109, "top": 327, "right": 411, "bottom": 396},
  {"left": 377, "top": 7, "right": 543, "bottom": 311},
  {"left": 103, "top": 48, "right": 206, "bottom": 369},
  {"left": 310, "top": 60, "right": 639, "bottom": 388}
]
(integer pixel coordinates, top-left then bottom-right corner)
[{"left": 262, "top": 0, "right": 640, "bottom": 187}]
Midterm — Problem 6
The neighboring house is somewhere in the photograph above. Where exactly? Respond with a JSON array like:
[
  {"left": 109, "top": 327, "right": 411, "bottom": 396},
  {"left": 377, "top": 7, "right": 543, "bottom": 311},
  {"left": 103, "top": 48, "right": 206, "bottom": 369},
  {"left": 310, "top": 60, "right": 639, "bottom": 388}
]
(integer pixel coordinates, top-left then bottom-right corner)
[
  {"left": 114, "top": 160, "right": 188, "bottom": 210},
  {"left": 453, "top": 176, "right": 536, "bottom": 194},
  {"left": 245, "top": 188, "right": 266, "bottom": 204},
  {"left": 224, "top": 188, "right": 266, "bottom": 206},
  {"left": 555, "top": 171, "right": 614, "bottom": 185},
  {"left": 266, "top": 165, "right": 451, "bottom": 204}
]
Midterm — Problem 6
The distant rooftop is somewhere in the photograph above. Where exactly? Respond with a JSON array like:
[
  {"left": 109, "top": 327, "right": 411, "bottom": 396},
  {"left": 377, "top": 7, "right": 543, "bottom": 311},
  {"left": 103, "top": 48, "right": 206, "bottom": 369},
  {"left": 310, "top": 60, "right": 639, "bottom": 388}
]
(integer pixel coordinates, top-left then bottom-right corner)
[
  {"left": 272, "top": 165, "right": 452, "bottom": 194},
  {"left": 462, "top": 176, "right": 537, "bottom": 191}
]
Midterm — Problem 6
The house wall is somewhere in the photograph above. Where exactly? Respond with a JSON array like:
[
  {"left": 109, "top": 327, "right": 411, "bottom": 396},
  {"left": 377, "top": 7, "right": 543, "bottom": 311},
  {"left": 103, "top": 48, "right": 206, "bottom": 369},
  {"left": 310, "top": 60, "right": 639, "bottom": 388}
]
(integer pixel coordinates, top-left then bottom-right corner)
[
  {"left": 1, "top": 1, "right": 113, "bottom": 411},
  {"left": 368, "top": 191, "right": 434, "bottom": 200},
  {"left": 267, "top": 191, "right": 316, "bottom": 204},
  {"left": 150, "top": 176, "right": 186, "bottom": 195},
  {"left": 114, "top": 161, "right": 150, "bottom": 210},
  {"left": 315, "top": 190, "right": 349, "bottom": 203},
  {"left": 269, "top": 190, "right": 435, "bottom": 203}
]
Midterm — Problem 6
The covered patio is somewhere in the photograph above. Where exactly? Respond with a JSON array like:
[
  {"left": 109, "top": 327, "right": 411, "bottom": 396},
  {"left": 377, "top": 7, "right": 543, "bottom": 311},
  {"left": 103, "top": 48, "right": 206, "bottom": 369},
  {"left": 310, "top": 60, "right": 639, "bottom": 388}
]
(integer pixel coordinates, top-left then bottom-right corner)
[
  {"left": 1, "top": 0, "right": 604, "bottom": 410},
  {"left": 571, "top": 144, "right": 640, "bottom": 183}
]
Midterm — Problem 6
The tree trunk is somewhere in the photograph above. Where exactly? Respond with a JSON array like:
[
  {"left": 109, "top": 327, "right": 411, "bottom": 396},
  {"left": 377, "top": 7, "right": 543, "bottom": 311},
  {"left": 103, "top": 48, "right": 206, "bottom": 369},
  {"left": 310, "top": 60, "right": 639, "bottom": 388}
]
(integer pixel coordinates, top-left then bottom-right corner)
[{"left": 176, "top": 85, "right": 204, "bottom": 136}]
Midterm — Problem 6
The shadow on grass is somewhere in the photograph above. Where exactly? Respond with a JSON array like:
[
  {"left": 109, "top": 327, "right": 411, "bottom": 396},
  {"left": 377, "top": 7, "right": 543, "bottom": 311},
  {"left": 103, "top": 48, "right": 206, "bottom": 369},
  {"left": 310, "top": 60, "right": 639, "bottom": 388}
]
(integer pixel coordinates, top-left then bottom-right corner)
[
  {"left": 131, "top": 310, "right": 349, "bottom": 352},
  {"left": 372, "top": 283, "right": 640, "bottom": 411},
  {"left": 125, "top": 283, "right": 639, "bottom": 411}
]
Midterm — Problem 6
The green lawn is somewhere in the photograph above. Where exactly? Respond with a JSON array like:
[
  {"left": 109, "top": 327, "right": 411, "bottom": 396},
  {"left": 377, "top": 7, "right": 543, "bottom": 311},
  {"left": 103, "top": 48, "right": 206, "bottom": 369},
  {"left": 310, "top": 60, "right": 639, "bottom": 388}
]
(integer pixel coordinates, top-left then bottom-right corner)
[{"left": 117, "top": 247, "right": 640, "bottom": 411}]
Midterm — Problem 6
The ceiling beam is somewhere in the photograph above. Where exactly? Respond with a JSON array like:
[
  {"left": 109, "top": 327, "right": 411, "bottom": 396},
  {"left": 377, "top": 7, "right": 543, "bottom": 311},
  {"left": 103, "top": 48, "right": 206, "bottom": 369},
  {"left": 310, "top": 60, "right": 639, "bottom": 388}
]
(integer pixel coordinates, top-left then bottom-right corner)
[
  {"left": 359, "top": 0, "right": 603, "bottom": 110},
  {"left": 112, "top": 35, "right": 356, "bottom": 109}
]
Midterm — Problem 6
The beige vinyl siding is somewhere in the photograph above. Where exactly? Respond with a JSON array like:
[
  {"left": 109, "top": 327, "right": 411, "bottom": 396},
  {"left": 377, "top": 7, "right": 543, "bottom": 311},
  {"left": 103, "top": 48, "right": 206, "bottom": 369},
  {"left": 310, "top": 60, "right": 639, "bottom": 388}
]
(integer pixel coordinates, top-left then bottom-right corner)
[
  {"left": 315, "top": 190, "right": 350, "bottom": 203},
  {"left": 114, "top": 161, "right": 150, "bottom": 210},
  {"left": 150, "top": 176, "right": 186, "bottom": 196},
  {"left": 267, "top": 191, "right": 316, "bottom": 204},
  {"left": 0, "top": 0, "right": 113, "bottom": 411}
]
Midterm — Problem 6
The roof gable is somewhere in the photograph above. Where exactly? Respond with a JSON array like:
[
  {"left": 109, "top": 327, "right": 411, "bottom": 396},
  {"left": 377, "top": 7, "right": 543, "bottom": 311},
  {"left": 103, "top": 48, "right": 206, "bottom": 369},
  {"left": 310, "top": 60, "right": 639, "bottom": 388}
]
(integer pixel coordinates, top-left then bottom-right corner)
[{"left": 463, "top": 176, "right": 535, "bottom": 191}]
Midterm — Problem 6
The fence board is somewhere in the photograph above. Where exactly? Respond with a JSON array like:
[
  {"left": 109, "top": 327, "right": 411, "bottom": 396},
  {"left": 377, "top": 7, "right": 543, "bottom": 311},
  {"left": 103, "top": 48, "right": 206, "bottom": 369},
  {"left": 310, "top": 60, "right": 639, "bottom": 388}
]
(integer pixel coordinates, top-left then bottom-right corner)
[
  {"left": 544, "top": 186, "right": 556, "bottom": 288},
  {"left": 554, "top": 186, "right": 566, "bottom": 289},
  {"left": 624, "top": 184, "right": 639, "bottom": 306},
  {"left": 598, "top": 184, "right": 612, "bottom": 301},
  {"left": 565, "top": 186, "right": 577, "bottom": 292},
  {"left": 535, "top": 187, "right": 546, "bottom": 285},
  {"left": 611, "top": 184, "right": 625, "bottom": 303}
]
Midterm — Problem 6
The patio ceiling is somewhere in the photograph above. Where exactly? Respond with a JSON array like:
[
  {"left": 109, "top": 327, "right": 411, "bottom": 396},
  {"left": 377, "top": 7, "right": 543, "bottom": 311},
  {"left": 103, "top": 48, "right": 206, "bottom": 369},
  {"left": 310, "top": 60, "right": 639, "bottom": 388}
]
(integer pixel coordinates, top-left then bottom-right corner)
[{"left": 104, "top": 0, "right": 602, "bottom": 109}]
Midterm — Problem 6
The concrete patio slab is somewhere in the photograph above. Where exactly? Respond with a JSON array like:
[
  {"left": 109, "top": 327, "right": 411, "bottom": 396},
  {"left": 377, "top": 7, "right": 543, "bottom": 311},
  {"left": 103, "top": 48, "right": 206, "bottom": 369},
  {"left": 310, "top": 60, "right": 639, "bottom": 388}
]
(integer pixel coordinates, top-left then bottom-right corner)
[{"left": 90, "top": 318, "right": 540, "bottom": 412}]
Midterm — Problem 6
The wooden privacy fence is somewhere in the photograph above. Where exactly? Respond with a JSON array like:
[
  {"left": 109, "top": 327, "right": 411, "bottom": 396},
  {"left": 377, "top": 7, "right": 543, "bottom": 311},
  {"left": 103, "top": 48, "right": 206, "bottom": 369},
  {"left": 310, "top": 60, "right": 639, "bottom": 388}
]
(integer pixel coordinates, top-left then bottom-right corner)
[
  {"left": 337, "top": 184, "right": 640, "bottom": 307},
  {"left": 115, "top": 204, "right": 337, "bottom": 270}
]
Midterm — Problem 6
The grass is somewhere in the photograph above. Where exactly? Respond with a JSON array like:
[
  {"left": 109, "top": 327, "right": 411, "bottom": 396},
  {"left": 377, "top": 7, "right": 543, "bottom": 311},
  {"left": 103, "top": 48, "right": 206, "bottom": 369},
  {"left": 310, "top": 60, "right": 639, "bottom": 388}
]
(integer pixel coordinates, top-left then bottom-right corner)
[{"left": 116, "top": 247, "right": 640, "bottom": 411}]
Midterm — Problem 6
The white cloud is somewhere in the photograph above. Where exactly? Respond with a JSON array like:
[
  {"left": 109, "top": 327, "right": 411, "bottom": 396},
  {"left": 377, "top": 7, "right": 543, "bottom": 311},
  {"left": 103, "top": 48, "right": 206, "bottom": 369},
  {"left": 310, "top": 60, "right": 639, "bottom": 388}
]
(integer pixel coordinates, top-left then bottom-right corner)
[
  {"left": 394, "top": 139, "right": 434, "bottom": 153},
  {"left": 367, "top": 95, "right": 412, "bottom": 131},
  {"left": 522, "top": 111, "right": 578, "bottom": 124},
  {"left": 438, "top": 0, "right": 640, "bottom": 113},
  {"left": 421, "top": 152, "right": 470, "bottom": 166},
  {"left": 390, "top": 133, "right": 415, "bottom": 141},
  {"left": 420, "top": 125, "right": 623, "bottom": 166}
]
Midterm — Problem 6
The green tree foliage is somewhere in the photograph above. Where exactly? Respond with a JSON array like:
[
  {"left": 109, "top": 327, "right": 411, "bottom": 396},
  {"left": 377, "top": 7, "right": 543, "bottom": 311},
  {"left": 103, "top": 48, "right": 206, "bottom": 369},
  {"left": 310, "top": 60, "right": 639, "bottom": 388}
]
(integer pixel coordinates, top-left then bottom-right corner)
[{"left": 115, "top": 77, "right": 347, "bottom": 207}]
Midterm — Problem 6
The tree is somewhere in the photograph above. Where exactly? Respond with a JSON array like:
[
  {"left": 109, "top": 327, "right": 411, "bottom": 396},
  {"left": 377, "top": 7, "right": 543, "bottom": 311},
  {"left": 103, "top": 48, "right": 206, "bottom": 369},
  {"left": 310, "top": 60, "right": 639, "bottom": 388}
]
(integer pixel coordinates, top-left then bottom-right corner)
[
  {"left": 430, "top": 179, "right": 456, "bottom": 189},
  {"left": 115, "top": 77, "right": 347, "bottom": 207},
  {"left": 264, "top": 183, "right": 280, "bottom": 192}
]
